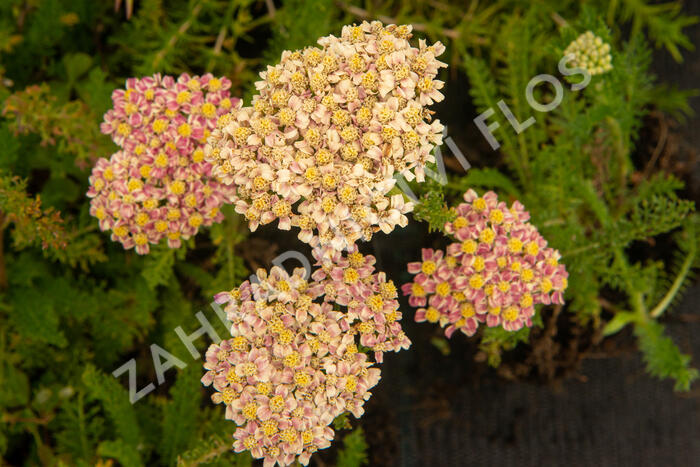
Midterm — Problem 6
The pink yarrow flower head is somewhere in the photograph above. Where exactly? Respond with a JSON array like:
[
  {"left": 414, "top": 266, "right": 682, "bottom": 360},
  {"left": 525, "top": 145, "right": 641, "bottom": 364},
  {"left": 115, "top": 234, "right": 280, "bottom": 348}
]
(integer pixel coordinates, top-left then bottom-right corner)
[
  {"left": 203, "top": 252, "right": 409, "bottom": 466},
  {"left": 402, "top": 189, "right": 568, "bottom": 338},
  {"left": 205, "top": 21, "right": 447, "bottom": 255},
  {"left": 87, "top": 73, "right": 239, "bottom": 254},
  {"left": 309, "top": 245, "right": 411, "bottom": 363}
]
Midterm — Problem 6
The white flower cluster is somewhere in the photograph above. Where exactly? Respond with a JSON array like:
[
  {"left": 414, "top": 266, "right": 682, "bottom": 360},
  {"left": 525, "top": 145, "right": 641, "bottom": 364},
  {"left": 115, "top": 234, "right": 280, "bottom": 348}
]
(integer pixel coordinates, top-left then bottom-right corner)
[
  {"left": 564, "top": 31, "right": 613, "bottom": 76},
  {"left": 205, "top": 21, "right": 447, "bottom": 254}
]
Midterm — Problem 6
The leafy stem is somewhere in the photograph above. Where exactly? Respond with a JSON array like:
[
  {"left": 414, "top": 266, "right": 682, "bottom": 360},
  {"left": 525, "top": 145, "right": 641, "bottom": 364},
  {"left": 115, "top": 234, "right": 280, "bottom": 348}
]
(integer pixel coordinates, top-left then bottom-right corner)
[
  {"left": 0, "top": 211, "right": 6, "bottom": 290},
  {"left": 650, "top": 243, "right": 696, "bottom": 318}
]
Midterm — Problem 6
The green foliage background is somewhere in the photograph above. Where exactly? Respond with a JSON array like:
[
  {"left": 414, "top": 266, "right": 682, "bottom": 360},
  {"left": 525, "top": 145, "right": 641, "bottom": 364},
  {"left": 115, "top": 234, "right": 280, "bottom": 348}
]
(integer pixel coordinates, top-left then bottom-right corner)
[{"left": 0, "top": 0, "right": 697, "bottom": 465}]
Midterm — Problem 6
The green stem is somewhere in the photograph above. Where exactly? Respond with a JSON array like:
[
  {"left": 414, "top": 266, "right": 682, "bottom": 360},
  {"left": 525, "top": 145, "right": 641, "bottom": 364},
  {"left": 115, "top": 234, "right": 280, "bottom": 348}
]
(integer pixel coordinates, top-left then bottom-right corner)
[
  {"left": 650, "top": 251, "right": 695, "bottom": 318},
  {"left": 0, "top": 211, "right": 6, "bottom": 290},
  {"left": 152, "top": 1, "right": 203, "bottom": 71},
  {"left": 562, "top": 242, "right": 600, "bottom": 258},
  {"left": 77, "top": 392, "right": 88, "bottom": 459}
]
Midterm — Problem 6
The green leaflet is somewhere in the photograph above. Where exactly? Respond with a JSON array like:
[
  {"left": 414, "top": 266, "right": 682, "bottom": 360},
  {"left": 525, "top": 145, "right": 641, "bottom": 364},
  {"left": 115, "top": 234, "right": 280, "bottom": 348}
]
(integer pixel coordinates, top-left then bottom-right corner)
[
  {"left": 336, "top": 427, "right": 369, "bottom": 467},
  {"left": 82, "top": 365, "right": 142, "bottom": 455},
  {"left": 634, "top": 320, "right": 699, "bottom": 391},
  {"left": 98, "top": 440, "right": 144, "bottom": 467}
]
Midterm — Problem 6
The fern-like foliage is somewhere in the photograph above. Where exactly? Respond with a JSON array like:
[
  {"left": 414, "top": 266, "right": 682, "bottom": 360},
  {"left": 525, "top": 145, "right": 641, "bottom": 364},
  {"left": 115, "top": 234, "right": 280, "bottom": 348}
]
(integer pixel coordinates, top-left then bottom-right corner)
[
  {"left": 336, "top": 427, "right": 369, "bottom": 467},
  {"left": 634, "top": 320, "right": 699, "bottom": 391},
  {"left": 159, "top": 366, "right": 202, "bottom": 465},
  {"left": 82, "top": 365, "right": 143, "bottom": 453}
]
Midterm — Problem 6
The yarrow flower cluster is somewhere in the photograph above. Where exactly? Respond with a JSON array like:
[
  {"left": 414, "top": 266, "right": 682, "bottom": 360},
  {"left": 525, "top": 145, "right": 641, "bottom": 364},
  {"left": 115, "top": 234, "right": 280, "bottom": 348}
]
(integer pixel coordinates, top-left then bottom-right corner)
[
  {"left": 564, "top": 31, "right": 613, "bottom": 76},
  {"left": 205, "top": 21, "right": 447, "bottom": 254},
  {"left": 402, "top": 190, "right": 568, "bottom": 338},
  {"left": 87, "top": 74, "right": 239, "bottom": 254},
  {"left": 203, "top": 249, "right": 409, "bottom": 466}
]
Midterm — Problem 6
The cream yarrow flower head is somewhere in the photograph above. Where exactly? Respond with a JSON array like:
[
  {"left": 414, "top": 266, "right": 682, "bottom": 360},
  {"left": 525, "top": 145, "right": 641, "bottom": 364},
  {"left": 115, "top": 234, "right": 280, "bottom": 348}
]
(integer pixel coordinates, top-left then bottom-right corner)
[
  {"left": 87, "top": 74, "right": 238, "bottom": 254},
  {"left": 205, "top": 21, "right": 447, "bottom": 255},
  {"left": 203, "top": 249, "right": 410, "bottom": 466},
  {"left": 401, "top": 189, "right": 568, "bottom": 338},
  {"left": 564, "top": 31, "right": 613, "bottom": 76}
]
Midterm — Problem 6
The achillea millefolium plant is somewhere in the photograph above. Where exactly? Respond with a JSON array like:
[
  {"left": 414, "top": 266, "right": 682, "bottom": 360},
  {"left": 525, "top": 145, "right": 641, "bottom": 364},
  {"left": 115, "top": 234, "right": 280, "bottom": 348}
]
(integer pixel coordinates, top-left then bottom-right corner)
[{"left": 0, "top": 1, "right": 698, "bottom": 466}]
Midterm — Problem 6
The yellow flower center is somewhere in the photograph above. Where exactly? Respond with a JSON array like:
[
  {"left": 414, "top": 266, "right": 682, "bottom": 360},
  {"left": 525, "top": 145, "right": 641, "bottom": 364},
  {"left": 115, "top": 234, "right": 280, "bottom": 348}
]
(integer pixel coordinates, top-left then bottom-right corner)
[
  {"left": 489, "top": 209, "right": 504, "bottom": 224},
  {"left": 155, "top": 152, "right": 168, "bottom": 167},
  {"left": 294, "top": 371, "right": 311, "bottom": 387},
  {"left": 241, "top": 362, "right": 257, "bottom": 377},
  {"left": 177, "top": 123, "right": 192, "bottom": 137},
  {"left": 117, "top": 123, "right": 131, "bottom": 136},
  {"left": 343, "top": 268, "right": 359, "bottom": 284},
  {"left": 321, "top": 196, "right": 336, "bottom": 213},
  {"left": 503, "top": 306, "right": 519, "bottom": 321},
  {"left": 176, "top": 91, "right": 191, "bottom": 105},
  {"left": 135, "top": 212, "right": 149, "bottom": 226},
  {"left": 453, "top": 216, "right": 468, "bottom": 229},
  {"left": 280, "top": 428, "right": 298, "bottom": 444},
  {"left": 473, "top": 198, "right": 487, "bottom": 211},
  {"left": 270, "top": 395, "right": 285, "bottom": 412},
  {"left": 231, "top": 336, "right": 248, "bottom": 351},
  {"left": 348, "top": 252, "right": 364, "bottom": 268},
  {"left": 479, "top": 228, "right": 495, "bottom": 244},
  {"left": 411, "top": 283, "right": 425, "bottom": 297},
  {"left": 425, "top": 307, "right": 440, "bottom": 323},
  {"left": 262, "top": 419, "right": 278, "bottom": 437},
  {"left": 152, "top": 119, "right": 167, "bottom": 133},
  {"left": 525, "top": 241, "right": 539, "bottom": 256},
  {"left": 367, "top": 295, "right": 384, "bottom": 312},
  {"left": 208, "top": 78, "right": 222, "bottom": 91},
  {"left": 221, "top": 388, "right": 236, "bottom": 404},
  {"left": 283, "top": 351, "right": 300, "bottom": 368},
  {"left": 155, "top": 220, "right": 168, "bottom": 232},
  {"left": 540, "top": 278, "right": 553, "bottom": 293},
  {"left": 461, "top": 303, "right": 475, "bottom": 318},
  {"left": 508, "top": 238, "right": 523, "bottom": 253},
  {"left": 520, "top": 293, "right": 533, "bottom": 308},
  {"left": 225, "top": 369, "right": 239, "bottom": 385},
  {"left": 188, "top": 214, "right": 203, "bottom": 228},
  {"left": 345, "top": 375, "right": 358, "bottom": 392},
  {"left": 302, "top": 430, "right": 313, "bottom": 445},
  {"left": 242, "top": 402, "right": 258, "bottom": 420},
  {"left": 461, "top": 239, "right": 477, "bottom": 254},
  {"left": 436, "top": 281, "right": 451, "bottom": 297},
  {"left": 169, "top": 180, "right": 186, "bottom": 195},
  {"left": 469, "top": 274, "right": 484, "bottom": 289},
  {"left": 127, "top": 179, "right": 142, "bottom": 192},
  {"left": 421, "top": 260, "right": 437, "bottom": 275}
]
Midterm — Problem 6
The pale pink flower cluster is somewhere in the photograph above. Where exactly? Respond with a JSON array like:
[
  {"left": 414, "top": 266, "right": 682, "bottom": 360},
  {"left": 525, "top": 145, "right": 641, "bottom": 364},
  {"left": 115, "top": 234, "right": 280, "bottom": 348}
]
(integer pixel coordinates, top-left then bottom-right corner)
[
  {"left": 402, "top": 190, "right": 568, "bottom": 337},
  {"left": 87, "top": 74, "right": 238, "bottom": 254},
  {"left": 309, "top": 245, "right": 411, "bottom": 362},
  {"left": 203, "top": 250, "right": 409, "bottom": 466},
  {"left": 205, "top": 21, "right": 446, "bottom": 253}
]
